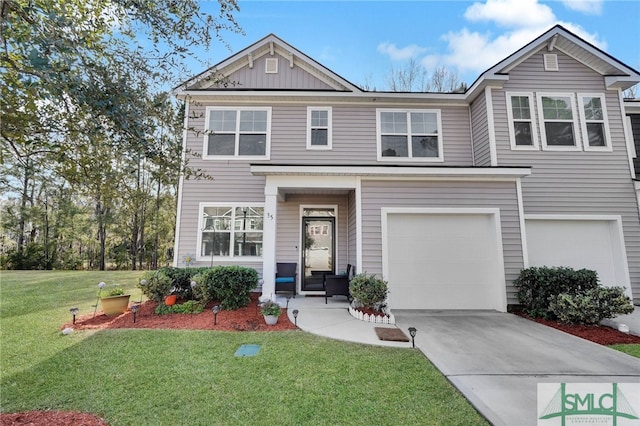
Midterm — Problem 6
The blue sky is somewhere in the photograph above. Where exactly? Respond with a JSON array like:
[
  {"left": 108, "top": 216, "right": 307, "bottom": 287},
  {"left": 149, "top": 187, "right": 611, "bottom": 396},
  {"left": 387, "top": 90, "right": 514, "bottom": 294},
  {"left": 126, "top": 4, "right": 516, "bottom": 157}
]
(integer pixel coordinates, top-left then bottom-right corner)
[{"left": 192, "top": 0, "right": 640, "bottom": 91}]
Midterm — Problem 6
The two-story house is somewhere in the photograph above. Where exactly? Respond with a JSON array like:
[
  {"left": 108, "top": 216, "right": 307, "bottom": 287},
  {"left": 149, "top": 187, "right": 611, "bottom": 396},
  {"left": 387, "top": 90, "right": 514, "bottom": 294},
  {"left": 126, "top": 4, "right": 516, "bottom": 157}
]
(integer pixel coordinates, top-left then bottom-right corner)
[{"left": 173, "top": 25, "right": 640, "bottom": 311}]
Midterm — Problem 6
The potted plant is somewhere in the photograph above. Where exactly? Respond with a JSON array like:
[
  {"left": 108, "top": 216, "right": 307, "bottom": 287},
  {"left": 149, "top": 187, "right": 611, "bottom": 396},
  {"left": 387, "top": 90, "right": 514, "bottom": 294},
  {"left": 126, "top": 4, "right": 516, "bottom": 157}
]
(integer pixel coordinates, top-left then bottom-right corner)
[
  {"left": 260, "top": 300, "right": 282, "bottom": 325},
  {"left": 99, "top": 283, "right": 131, "bottom": 316}
]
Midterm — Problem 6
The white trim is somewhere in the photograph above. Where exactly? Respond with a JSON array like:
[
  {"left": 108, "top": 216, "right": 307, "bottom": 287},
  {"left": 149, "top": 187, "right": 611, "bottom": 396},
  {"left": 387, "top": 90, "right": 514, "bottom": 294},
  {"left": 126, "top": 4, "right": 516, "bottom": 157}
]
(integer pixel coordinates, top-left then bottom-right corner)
[
  {"left": 516, "top": 179, "right": 529, "bottom": 269},
  {"left": 485, "top": 87, "right": 498, "bottom": 166},
  {"left": 203, "top": 106, "right": 272, "bottom": 160},
  {"left": 620, "top": 90, "right": 637, "bottom": 180},
  {"left": 355, "top": 177, "right": 363, "bottom": 276},
  {"left": 196, "top": 202, "right": 265, "bottom": 262},
  {"left": 524, "top": 214, "right": 632, "bottom": 299},
  {"left": 536, "top": 92, "right": 582, "bottom": 151},
  {"left": 505, "top": 92, "right": 539, "bottom": 151},
  {"left": 251, "top": 164, "right": 531, "bottom": 179},
  {"left": 173, "top": 101, "right": 189, "bottom": 267},
  {"left": 306, "top": 106, "right": 332, "bottom": 150},
  {"left": 298, "top": 204, "right": 339, "bottom": 296},
  {"left": 577, "top": 93, "right": 612, "bottom": 152},
  {"left": 376, "top": 108, "right": 444, "bottom": 163},
  {"left": 381, "top": 207, "right": 507, "bottom": 312}
]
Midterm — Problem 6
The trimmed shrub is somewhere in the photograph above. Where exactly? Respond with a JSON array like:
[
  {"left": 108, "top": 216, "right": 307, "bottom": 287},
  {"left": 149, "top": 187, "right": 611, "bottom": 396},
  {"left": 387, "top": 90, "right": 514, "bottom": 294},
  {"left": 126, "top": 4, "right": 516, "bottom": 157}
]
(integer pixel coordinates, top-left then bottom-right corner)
[
  {"left": 158, "top": 266, "right": 211, "bottom": 300},
  {"left": 549, "top": 287, "right": 634, "bottom": 325},
  {"left": 201, "top": 265, "right": 259, "bottom": 310},
  {"left": 140, "top": 270, "right": 172, "bottom": 303},
  {"left": 514, "top": 267, "right": 599, "bottom": 319},
  {"left": 349, "top": 273, "right": 388, "bottom": 310}
]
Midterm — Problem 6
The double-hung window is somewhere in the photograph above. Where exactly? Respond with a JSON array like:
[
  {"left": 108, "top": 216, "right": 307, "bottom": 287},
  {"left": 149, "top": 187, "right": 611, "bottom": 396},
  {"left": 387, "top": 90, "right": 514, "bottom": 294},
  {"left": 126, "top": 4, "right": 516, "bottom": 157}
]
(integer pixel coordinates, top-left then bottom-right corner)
[
  {"left": 377, "top": 109, "right": 443, "bottom": 161},
  {"left": 536, "top": 93, "right": 580, "bottom": 150},
  {"left": 199, "top": 204, "right": 264, "bottom": 259},
  {"left": 306, "top": 107, "right": 332, "bottom": 149},
  {"left": 578, "top": 94, "right": 611, "bottom": 151},
  {"left": 204, "top": 107, "right": 271, "bottom": 159},
  {"left": 506, "top": 92, "right": 538, "bottom": 149}
]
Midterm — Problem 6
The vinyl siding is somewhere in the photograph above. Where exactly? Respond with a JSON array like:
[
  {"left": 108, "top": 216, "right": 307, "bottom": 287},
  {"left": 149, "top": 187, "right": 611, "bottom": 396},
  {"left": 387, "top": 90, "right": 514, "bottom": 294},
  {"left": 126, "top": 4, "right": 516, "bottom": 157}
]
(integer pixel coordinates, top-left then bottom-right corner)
[
  {"left": 630, "top": 114, "right": 640, "bottom": 175},
  {"left": 493, "top": 49, "right": 640, "bottom": 301},
  {"left": 470, "top": 90, "right": 492, "bottom": 166},
  {"left": 359, "top": 180, "right": 524, "bottom": 304}
]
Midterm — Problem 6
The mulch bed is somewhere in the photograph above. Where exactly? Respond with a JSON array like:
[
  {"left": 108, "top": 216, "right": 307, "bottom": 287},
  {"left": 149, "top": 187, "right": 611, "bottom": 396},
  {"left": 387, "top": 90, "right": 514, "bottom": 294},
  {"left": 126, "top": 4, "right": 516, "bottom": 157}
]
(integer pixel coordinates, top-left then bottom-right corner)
[
  {"left": 374, "top": 327, "right": 409, "bottom": 342},
  {"left": 0, "top": 411, "right": 108, "bottom": 426},
  {"left": 515, "top": 312, "right": 640, "bottom": 345}
]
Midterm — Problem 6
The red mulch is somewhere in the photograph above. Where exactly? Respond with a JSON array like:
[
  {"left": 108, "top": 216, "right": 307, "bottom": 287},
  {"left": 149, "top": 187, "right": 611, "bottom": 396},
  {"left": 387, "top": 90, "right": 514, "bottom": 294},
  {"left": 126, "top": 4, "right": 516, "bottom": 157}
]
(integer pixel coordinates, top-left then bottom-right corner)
[
  {"left": 515, "top": 312, "right": 640, "bottom": 345},
  {"left": 60, "top": 293, "right": 297, "bottom": 332},
  {"left": 0, "top": 411, "right": 108, "bottom": 426}
]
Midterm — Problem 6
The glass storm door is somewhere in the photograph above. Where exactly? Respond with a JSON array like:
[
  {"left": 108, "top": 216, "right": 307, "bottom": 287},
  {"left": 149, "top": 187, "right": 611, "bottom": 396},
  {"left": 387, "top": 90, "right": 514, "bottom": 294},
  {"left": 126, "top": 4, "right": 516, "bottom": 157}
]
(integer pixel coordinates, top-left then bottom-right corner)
[{"left": 302, "top": 216, "right": 335, "bottom": 291}]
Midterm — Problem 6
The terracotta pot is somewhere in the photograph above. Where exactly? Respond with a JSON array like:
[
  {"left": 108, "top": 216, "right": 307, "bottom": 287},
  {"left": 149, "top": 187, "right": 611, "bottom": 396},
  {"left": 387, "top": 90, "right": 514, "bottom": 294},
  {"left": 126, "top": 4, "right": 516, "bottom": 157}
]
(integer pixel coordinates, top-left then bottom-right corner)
[
  {"left": 100, "top": 295, "right": 131, "bottom": 316},
  {"left": 165, "top": 295, "right": 177, "bottom": 306},
  {"left": 263, "top": 315, "right": 279, "bottom": 325}
]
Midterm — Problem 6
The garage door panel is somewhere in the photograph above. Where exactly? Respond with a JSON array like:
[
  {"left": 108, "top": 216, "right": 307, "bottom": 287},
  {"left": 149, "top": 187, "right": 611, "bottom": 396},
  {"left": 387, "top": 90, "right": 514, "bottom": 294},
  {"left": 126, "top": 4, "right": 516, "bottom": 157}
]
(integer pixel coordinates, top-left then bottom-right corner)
[{"left": 386, "top": 213, "right": 502, "bottom": 310}]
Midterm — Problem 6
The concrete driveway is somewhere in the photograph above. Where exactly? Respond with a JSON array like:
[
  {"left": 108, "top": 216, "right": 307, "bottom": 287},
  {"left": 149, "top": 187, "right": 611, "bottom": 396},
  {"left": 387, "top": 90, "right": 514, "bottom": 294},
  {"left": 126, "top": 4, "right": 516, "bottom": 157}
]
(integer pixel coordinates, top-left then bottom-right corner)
[{"left": 393, "top": 310, "right": 640, "bottom": 426}]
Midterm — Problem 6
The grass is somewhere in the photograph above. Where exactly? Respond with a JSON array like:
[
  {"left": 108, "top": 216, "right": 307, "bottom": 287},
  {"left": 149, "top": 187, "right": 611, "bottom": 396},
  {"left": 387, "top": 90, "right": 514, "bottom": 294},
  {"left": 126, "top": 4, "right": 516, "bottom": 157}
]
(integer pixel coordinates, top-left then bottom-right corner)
[
  {"left": 1, "top": 271, "right": 487, "bottom": 425},
  {"left": 609, "top": 344, "right": 640, "bottom": 358}
]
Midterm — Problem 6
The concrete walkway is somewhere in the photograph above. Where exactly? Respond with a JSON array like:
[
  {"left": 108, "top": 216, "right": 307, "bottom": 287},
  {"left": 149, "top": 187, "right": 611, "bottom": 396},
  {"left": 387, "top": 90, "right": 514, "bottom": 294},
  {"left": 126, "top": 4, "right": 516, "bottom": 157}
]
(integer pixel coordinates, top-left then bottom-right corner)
[{"left": 285, "top": 296, "right": 640, "bottom": 426}]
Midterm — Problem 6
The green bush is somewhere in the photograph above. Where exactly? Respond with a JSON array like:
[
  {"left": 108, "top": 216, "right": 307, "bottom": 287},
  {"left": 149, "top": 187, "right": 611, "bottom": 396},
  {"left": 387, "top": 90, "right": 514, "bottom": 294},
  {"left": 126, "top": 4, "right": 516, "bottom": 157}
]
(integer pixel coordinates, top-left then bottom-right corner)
[
  {"left": 514, "top": 267, "right": 599, "bottom": 319},
  {"left": 190, "top": 273, "right": 211, "bottom": 306},
  {"left": 349, "top": 273, "right": 388, "bottom": 310},
  {"left": 202, "top": 265, "right": 258, "bottom": 310},
  {"left": 549, "top": 287, "right": 634, "bottom": 325},
  {"left": 140, "top": 270, "right": 172, "bottom": 302},
  {"left": 260, "top": 300, "right": 282, "bottom": 317},
  {"left": 155, "top": 300, "right": 204, "bottom": 315},
  {"left": 159, "top": 266, "right": 211, "bottom": 300}
]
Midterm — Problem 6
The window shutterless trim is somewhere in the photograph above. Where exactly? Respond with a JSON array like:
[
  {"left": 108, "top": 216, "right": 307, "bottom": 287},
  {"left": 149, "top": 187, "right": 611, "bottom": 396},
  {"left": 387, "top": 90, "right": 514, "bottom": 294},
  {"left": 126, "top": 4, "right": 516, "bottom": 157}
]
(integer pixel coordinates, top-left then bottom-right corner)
[
  {"left": 376, "top": 108, "right": 444, "bottom": 162},
  {"left": 203, "top": 107, "right": 272, "bottom": 160},
  {"left": 505, "top": 92, "right": 539, "bottom": 151},
  {"left": 306, "top": 106, "right": 332, "bottom": 150},
  {"left": 578, "top": 93, "right": 612, "bottom": 152},
  {"left": 536, "top": 92, "right": 581, "bottom": 151}
]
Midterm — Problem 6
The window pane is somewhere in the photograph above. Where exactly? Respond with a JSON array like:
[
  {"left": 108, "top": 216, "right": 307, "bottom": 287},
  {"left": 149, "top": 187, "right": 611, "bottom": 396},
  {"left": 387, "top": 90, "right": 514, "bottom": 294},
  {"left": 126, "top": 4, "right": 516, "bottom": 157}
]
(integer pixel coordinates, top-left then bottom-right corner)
[
  {"left": 381, "top": 112, "right": 407, "bottom": 133},
  {"left": 311, "top": 110, "right": 328, "bottom": 127},
  {"left": 234, "top": 232, "right": 263, "bottom": 256},
  {"left": 234, "top": 207, "right": 264, "bottom": 230},
  {"left": 586, "top": 123, "right": 605, "bottom": 146},
  {"left": 381, "top": 135, "right": 408, "bottom": 157},
  {"left": 411, "top": 136, "right": 439, "bottom": 157},
  {"left": 208, "top": 134, "right": 235, "bottom": 155},
  {"left": 203, "top": 207, "right": 232, "bottom": 230},
  {"left": 201, "top": 232, "right": 231, "bottom": 257},
  {"left": 311, "top": 129, "right": 328, "bottom": 145},
  {"left": 542, "top": 96, "right": 572, "bottom": 120},
  {"left": 511, "top": 96, "right": 531, "bottom": 120},
  {"left": 239, "top": 110, "right": 267, "bottom": 132},
  {"left": 514, "top": 122, "right": 533, "bottom": 146},
  {"left": 210, "top": 110, "right": 236, "bottom": 132},
  {"left": 410, "top": 112, "right": 438, "bottom": 134},
  {"left": 582, "top": 97, "right": 603, "bottom": 121},
  {"left": 545, "top": 122, "right": 575, "bottom": 146},
  {"left": 238, "top": 134, "right": 266, "bottom": 155}
]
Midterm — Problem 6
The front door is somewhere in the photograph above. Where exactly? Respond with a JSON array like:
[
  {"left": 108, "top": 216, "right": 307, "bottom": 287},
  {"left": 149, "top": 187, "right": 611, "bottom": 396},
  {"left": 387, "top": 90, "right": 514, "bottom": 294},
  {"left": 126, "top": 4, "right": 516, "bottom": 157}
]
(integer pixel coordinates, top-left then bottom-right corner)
[{"left": 302, "top": 216, "right": 335, "bottom": 291}]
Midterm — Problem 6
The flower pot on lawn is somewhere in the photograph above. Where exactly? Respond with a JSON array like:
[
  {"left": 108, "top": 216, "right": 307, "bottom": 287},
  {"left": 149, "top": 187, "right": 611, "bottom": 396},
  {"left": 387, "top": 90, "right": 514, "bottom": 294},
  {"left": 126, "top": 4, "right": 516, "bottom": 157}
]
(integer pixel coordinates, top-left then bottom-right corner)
[
  {"left": 165, "top": 295, "right": 177, "bottom": 306},
  {"left": 101, "top": 294, "right": 131, "bottom": 316}
]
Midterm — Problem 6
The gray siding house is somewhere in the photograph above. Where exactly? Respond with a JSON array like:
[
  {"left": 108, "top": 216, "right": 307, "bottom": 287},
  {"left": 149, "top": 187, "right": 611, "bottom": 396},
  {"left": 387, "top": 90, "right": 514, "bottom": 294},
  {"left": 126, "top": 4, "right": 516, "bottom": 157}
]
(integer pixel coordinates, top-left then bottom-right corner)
[{"left": 174, "top": 25, "right": 640, "bottom": 310}]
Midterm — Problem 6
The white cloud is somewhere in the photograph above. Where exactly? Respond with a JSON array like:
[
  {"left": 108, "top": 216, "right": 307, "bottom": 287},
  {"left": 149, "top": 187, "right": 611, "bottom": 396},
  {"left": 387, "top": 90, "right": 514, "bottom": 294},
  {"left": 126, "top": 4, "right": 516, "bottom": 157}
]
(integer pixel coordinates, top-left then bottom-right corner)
[
  {"left": 561, "top": 0, "right": 603, "bottom": 15},
  {"left": 377, "top": 42, "right": 429, "bottom": 61},
  {"left": 465, "top": 0, "right": 555, "bottom": 28}
]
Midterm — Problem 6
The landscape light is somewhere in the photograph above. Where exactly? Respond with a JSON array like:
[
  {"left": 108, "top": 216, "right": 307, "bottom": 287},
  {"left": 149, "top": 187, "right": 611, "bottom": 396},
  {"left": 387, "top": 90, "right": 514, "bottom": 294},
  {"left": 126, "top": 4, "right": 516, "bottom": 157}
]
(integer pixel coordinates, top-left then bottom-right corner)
[
  {"left": 292, "top": 309, "right": 299, "bottom": 327},
  {"left": 70, "top": 307, "right": 79, "bottom": 324},
  {"left": 212, "top": 305, "right": 220, "bottom": 325},
  {"left": 131, "top": 304, "right": 139, "bottom": 323},
  {"left": 139, "top": 279, "right": 147, "bottom": 304},
  {"left": 408, "top": 327, "right": 417, "bottom": 348}
]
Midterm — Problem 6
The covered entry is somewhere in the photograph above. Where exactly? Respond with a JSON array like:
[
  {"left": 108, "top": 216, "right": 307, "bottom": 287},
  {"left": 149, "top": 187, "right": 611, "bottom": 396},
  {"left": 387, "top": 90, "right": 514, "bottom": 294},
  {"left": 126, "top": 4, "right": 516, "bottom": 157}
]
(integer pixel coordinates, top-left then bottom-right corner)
[{"left": 382, "top": 208, "right": 506, "bottom": 311}]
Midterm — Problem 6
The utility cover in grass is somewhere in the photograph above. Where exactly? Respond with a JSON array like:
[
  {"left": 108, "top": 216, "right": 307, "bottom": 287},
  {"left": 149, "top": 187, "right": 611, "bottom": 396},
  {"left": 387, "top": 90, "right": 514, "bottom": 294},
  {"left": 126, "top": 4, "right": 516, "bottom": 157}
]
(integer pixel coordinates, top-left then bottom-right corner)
[{"left": 235, "top": 344, "right": 261, "bottom": 357}]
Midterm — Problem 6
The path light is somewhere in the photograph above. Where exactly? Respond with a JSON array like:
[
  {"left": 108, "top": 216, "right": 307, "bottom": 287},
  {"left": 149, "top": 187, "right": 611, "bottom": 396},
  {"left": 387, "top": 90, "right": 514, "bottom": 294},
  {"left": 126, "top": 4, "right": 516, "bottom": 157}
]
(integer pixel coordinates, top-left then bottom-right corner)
[
  {"left": 286, "top": 297, "right": 291, "bottom": 309},
  {"left": 212, "top": 305, "right": 220, "bottom": 325},
  {"left": 131, "top": 304, "right": 139, "bottom": 323},
  {"left": 70, "top": 307, "right": 79, "bottom": 324},
  {"left": 292, "top": 309, "right": 299, "bottom": 327},
  {"left": 139, "top": 279, "right": 147, "bottom": 304},
  {"left": 408, "top": 327, "right": 417, "bottom": 348}
]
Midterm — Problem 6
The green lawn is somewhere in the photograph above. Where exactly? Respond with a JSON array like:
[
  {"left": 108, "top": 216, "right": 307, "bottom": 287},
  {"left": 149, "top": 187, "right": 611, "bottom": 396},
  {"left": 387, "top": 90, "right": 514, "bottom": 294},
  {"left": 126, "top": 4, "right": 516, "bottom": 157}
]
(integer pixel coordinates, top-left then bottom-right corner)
[
  {"left": 609, "top": 343, "right": 640, "bottom": 358},
  {"left": 0, "top": 271, "right": 487, "bottom": 425}
]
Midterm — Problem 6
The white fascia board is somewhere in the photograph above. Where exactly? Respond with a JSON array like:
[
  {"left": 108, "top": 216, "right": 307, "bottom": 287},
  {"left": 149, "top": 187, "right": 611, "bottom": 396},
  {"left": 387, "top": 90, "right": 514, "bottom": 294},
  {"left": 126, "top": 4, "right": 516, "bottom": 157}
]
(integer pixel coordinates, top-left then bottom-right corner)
[
  {"left": 605, "top": 75, "right": 640, "bottom": 91},
  {"left": 251, "top": 165, "right": 531, "bottom": 179}
]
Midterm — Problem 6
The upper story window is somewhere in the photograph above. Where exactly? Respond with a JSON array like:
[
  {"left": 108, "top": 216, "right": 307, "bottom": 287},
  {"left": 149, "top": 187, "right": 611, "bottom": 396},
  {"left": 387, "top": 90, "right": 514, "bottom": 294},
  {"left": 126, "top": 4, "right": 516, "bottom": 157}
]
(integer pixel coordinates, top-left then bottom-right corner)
[
  {"left": 307, "top": 107, "right": 332, "bottom": 150},
  {"left": 506, "top": 92, "right": 538, "bottom": 150},
  {"left": 198, "top": 204, "right": 264, "bottom": 260},
  {"left": 204, "top": 107, "right": 271, "bottom": 159},
  {"left": 536, "top": 93, "right": 580, "bottom": 151},
  {"left": 578, "top": 94, "right": 611, "bottom": 151},
  {"left": 377, "top": 109, "right": 443, "bottom": 162}
]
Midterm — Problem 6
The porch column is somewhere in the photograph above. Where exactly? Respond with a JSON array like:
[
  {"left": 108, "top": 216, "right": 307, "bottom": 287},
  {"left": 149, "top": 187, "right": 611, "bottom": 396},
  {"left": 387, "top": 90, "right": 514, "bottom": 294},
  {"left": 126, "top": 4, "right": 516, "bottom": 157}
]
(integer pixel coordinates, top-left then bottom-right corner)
[{"left": 261, "top": 186, "right": 278, "bottom": 300}]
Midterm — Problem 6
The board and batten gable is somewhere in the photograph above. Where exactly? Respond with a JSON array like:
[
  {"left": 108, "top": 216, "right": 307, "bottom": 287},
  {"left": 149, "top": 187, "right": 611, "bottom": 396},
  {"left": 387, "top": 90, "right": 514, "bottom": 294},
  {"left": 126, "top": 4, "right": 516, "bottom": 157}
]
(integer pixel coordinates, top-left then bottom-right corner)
[
  {"left": 491, "top": 48, "right": 640, "bottom": 301},
  {"left": 359, "top": 180, "right": 524, "bottom": 304}
]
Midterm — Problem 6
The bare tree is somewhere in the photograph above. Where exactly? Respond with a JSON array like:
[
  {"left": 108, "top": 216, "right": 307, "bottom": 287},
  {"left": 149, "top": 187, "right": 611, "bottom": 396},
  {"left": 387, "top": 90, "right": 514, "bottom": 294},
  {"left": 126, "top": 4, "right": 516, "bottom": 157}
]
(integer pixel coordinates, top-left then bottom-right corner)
[{"left": 384, "top": 61, "right": 465, "bottom": 93}]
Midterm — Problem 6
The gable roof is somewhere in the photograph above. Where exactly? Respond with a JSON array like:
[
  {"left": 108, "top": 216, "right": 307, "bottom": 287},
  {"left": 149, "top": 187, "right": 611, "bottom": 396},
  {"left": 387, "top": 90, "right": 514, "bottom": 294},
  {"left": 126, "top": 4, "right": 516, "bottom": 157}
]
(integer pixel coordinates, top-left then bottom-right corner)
[
  {"left": 466, "top": 25, "right": 640, "bottom": 100},
  {"left": 175, "top": 34, "right": 363, "bottom": 94}
]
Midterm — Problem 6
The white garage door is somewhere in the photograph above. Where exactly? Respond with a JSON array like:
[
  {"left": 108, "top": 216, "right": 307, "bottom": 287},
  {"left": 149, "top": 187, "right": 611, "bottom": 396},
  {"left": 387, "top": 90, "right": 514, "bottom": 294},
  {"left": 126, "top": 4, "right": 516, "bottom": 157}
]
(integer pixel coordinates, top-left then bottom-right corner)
[
  {"left": 385, "top": 212, "right": 504, "bottom": 310},
  {"left": 526, "top": 219, "right": 629, "bottom": 293}
]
